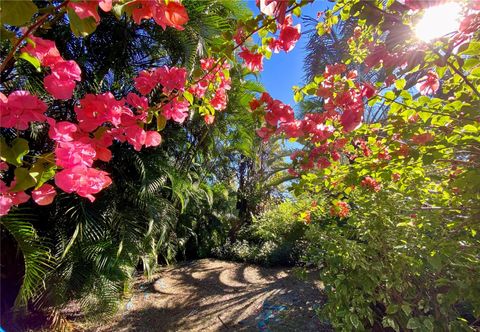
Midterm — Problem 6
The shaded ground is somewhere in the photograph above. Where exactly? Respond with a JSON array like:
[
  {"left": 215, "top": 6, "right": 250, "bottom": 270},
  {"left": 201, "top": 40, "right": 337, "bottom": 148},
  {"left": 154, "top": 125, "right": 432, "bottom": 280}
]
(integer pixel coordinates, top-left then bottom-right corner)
[{"left": 89, "top": 259, "right": 329, "bottom": 332}]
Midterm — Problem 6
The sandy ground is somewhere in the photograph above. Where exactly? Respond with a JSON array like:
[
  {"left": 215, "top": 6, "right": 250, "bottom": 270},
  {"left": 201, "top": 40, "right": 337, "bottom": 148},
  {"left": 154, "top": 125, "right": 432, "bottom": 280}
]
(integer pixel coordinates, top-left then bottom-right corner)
[{"left": 89, "top": 259, "right": 330, "bottom": 332}]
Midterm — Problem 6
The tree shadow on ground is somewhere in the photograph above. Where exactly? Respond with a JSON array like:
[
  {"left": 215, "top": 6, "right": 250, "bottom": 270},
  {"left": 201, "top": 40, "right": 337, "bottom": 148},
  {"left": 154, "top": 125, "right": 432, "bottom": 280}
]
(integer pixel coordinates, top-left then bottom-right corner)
[{"left": 93, "top": 259, "right": 330, "bottom": 332}]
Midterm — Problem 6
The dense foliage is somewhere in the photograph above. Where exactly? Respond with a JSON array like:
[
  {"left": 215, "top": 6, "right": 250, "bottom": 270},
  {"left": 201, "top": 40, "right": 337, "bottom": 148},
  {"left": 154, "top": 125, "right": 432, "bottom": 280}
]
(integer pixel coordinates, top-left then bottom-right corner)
[{"left": 1, "top": 0, "right": 479, "bottom": 331}]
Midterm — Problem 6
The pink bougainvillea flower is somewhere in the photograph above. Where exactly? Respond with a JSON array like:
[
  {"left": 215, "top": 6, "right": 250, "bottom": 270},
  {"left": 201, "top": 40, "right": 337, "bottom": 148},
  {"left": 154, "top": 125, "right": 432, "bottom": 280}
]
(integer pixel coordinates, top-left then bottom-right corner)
[
  {"left": 68, "top": 0, "right": 112, "bottom": 23},
  {"left": 210, "top": 89, "right": 228, "bottom": 111},
  {"left": 129, "top": 0, "right": 155, "bottom": 24},
  {"left": 0, "top": 180, "right": 30, "bottom": 216},
  {"left": 155, "top": 66, "right": 187, "bottom": 94},
  {"left": 256, "top": 127, "right": 275, "bottom": 142},
  {"left": 145, "top": 131, "right": 162, "bottom": 147},
  {"left": 189, "top": 80, "right": 208, "bottom": 99},
  {"left": 75, "top": 92, "right": 130, "bottom": 131},
  {"left": 361, "top": 176, "right": 381, "bottom": 192},
  {"left": 239, "top": 49, "right": 263, "bottom": 72},
  {"left": 277, "top": 120, "right": 303, "bottom": 138},
  {"left": 125, "top": 125, "right": 147, "bottom": 151},
  {"left": 416, "top": 70, "right": 439, "bottom": 95},
  {"left": 55, "top": 140, "right": 97, "bottom": 168},
  {"left": 249, "top": 99, "right": 261, "bottom": 111},
  {"left": 44, "top": 60, "right": 82, "bottom": 100},
  {"left": 95, "top": 146, "right": 112, "bottom": 162},
  {"left": 258, "top": 0, "right": 288, "bottom": 24},
  {"left": 204, "top": 115, "right": 215, "bottom": 125},
  {"left": 412, "top": 132, "right": 434, "bottom": 145},
  {"left": 340, "top": 108, "right": 363, "bottom": 133},
  {"left": 0, "top": 161, "right": 8, "bottom": 172},
  {"left": 276, "top": 16, "right": 301, "bottom": 53},
  {"left": 48, "top": 119, "right": 78, "bottom": 142},
  {"left": 330, "top": 201, "right": 350, "bottom": 218},
  {"left": 0, "top": 91, "right": 47, "bottom": 130},
  {"left": 55, "top": 165, "right": 112, "bottom": 202},
  {"left": 317, "top": 157, "right": 331, "bottom": 169},
  {"left": 134, "top": 69, "right": 159, "bottom": 95},
  {"left": 163, "top": 1, "right": 189, "bottom": 30},
  {"left": 31, "top": 184, "right": 57, "bottom": 206},
  {"left": 361, "top": 83, "right": 376, "bottom": 99},
  {"left": 21, "top": 35, "right": 63, "bottom": 67},
  {"left": 126, "top": 93, "right": 149, "bottom": 110},
  {"left": 162, "top": 98, "right": 189, "bottom": 123},
  {"left": 128, "top": 0, "right": 188, "bottom": 30}
]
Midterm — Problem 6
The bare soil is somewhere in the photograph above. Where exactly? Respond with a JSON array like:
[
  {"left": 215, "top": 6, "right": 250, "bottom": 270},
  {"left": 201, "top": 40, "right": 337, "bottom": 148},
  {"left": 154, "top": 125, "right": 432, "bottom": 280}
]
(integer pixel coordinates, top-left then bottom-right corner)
[{"left": 89, "top": 259, "right": 330, "bottom": 332}]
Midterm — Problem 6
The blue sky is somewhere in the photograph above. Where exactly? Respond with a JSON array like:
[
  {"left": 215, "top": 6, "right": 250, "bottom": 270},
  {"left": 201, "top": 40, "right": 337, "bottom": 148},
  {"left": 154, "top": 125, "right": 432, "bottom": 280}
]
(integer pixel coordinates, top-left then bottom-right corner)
[{"left": 245, "top": 0, "right": 330, "bottom": 105}]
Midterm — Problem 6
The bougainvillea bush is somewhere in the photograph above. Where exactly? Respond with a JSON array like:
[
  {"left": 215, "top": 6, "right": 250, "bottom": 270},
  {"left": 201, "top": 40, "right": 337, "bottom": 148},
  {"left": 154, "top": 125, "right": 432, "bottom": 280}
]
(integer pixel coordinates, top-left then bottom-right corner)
[
  {"left": 261, "top": 0, "right": 479, "bottom": 330},
  {"left": 1, "top": 0, "right": 479, "bottom": 330}
]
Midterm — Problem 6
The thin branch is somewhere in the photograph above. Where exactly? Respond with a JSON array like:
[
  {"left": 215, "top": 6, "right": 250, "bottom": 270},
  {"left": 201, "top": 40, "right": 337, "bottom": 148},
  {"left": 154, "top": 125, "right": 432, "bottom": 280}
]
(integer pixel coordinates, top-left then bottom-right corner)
[{"left": 0, "top": 1, "right": 69, "bottom": 75}]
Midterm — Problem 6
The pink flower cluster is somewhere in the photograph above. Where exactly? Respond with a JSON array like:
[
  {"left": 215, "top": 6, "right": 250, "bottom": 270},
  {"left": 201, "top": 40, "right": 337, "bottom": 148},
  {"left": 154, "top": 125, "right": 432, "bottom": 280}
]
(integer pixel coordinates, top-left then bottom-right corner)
[
  {"left": 189, "top": 58, "right": 232, "bottom": 124},
  {"left": 238, "top": 49, "right": 264, "bottom": 72},
  {"left": 254, "top": 63, "right": 377, "bottom": 175},
  {"left": 1, "top": 88, "right": 163, "bottom": 210},
  {"left": 22, "top": 36, "right": 81, "bottom": 100},
  {"left": 134, "top": 66, "right": 187, "bottom": 95},
  {"left": 361, "top": 176, "right": 381, "bottom": 192},
  {"left": 49, "top": 92, "right": 162, "bottom": 201},
  {"left": 68, "top": 0, "right": 189, "bottom": 31},
  {"left": 0, "top": 91, "right": 47, "bottom": 130},
  {"left": 316, "top": 64, "right": 375, "bottom": 133},
  {"left": 127, "top": 0, "right": 189, "bottom": 30},
  {"left": 0, "top": 180, "right": 30, "bottom": 216},
  {"left": 134, "top": 66, "right": 190, "bottom": 123},
  {"left": 268, "top": 15, "right": 301, "bottom": 53}
]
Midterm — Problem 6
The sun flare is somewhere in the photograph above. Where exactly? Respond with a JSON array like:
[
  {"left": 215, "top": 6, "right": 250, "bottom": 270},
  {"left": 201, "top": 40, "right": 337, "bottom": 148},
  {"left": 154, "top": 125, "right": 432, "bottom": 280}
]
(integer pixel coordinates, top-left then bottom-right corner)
[{"left": 414, "top": 2, "right": 462, "bottom": 42}]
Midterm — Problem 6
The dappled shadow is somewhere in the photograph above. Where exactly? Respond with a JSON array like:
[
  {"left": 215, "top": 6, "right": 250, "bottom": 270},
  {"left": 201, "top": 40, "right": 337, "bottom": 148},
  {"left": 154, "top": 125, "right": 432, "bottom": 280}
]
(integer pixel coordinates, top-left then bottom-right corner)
[{"left": 93, "top": 259, "right": 330, "bottom": 332}]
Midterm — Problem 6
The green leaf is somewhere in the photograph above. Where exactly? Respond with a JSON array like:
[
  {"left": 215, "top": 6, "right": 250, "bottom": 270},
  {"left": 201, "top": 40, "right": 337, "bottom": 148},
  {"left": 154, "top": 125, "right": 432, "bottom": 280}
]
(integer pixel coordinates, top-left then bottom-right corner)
[
  {"left": 394, "top": 78, "right": 406, "bottom": 90},
  {"left": 183, "top": 90, "right": 194, "bottom": 105},
  {"left": 464, "top": 58, "right": 479, "bottom": 71},
  {"left": 19, "top": 52, "right": 41, "bottom": 71},
  {"left": 407, "top": 318, "right": 422, "bottom": 329},
  {"left": 386, "top": 304, "right": 398, "bottom": 314},
  {"left": 0, "top": 26, "right": 16, "bottom": 42},
  {"left": 293, "top": 7, "right": 301, "bottom": 17},
  {"left": 258, "top": 28, "right": 268, "bottom": 38},
  {"left": 30, "top": 159, "right": 56, "bottom": 189},
  {"left": 401, "top": 304, "right": 412, "bottom": 315},
  {"left": 10, "top": 167, "right": 37, "bottom": 192},
  {"left": 157, "top": 115, "right": 167, "bottom": 131},
  {"left": 294, "top": 91, "right": 303, "bottom": 102},
  {"left": 459, "top": 41, "right": 480, "bottom": 56},
  {"left": 423, "top": 318, "right": 434, "bottom": 332},
  {"left": 0, "top": 137, "right": 29, "bottom": 167},
  {"left": 0, "top": 0, "right": 38, "bottom": 26},
  {"left": 463, "top": 124, "right": 478, "bottom": 133},
  {"left": 67, "top": 8, "right": 98, "bottom": 37},
  {"left": 349, "top": 314, "right": 360, "bottom": 329}
]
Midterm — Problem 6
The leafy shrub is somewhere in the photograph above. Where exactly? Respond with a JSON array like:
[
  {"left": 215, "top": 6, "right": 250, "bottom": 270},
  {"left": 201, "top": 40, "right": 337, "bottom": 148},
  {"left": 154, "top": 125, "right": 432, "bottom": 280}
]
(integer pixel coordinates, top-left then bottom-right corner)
[
  {"left": 304, "top": 190, "right": 480, "bottom": 331},
  {"left": 212, "top": 199, "right": 312, "bottom": 266}
]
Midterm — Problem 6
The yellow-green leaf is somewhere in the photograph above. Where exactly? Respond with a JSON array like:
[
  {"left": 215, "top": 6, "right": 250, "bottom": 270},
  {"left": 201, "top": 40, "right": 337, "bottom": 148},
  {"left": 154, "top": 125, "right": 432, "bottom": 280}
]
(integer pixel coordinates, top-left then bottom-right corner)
[
  {"left": 10, "top": 167, "right": 36, "bottom": 192},
  {"left": 67, "top": 8, "right": 98, "bottom": 37},
  {"left": 19, "top": 52, "right": 41, "bottom": 71},
  {"left": 0, "top": 137, "right": 29, "bottom": 167},
  {"left": 156, "top": 114, "right": 167, "bottom": 131},
  {"left": 0, "top": 0, "right": 38, "bottom": 26}
]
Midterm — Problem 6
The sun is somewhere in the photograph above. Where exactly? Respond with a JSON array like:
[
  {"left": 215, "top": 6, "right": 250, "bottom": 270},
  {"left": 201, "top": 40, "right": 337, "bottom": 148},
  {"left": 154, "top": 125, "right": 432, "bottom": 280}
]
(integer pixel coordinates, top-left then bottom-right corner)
[{"left": 414, "top": 2, "right": 462, "bottom": 42}]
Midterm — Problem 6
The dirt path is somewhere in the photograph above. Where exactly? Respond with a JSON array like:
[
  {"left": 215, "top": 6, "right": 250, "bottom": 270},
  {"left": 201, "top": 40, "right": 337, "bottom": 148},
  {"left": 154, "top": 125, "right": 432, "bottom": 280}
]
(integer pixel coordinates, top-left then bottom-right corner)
[{"left": 91, "top": 259, "right": 330, "bottom": 332}]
